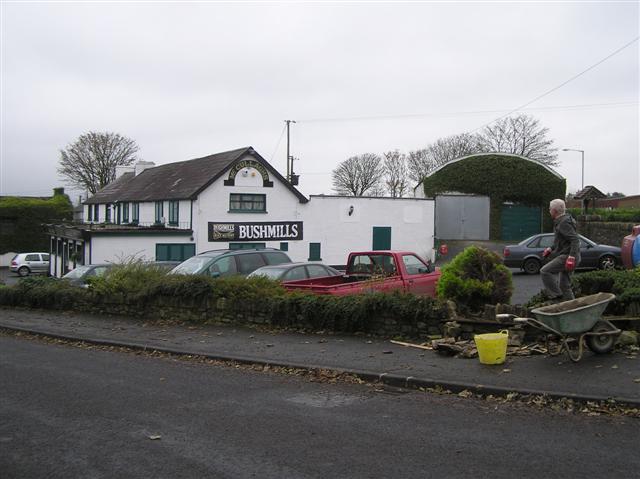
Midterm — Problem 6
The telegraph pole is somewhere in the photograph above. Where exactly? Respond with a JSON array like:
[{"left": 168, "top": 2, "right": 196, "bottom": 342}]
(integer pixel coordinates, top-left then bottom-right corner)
[{"left": 285, "top": 120, "right": 296, "bottom": 181}]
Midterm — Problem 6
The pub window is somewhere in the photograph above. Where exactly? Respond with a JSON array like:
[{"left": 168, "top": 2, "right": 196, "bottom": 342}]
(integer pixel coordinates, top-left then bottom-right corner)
[
  {"left": 168, "top": 200, "right": 179, "bottom": 226},
  {"left": 308, "top": 242, "right": 322, "bottom": 261},
  {"left": 155, "top": 201, "right": 164, "bottom": 224},
  {"left": 229, "top": 193, "right": 266, "bottom": 213},
  {"left": 279, "top": 242, "right": 288, "bottom": 251},
  {"left": 87, "top": 206, "right": 93, "bottom": 222},
  {"left": 105, "top": 204, "right": 111, "bottom": 223},
  {"left": 132, "top": 202, "right": 139, "bottom": 223},
  {"left": 229, "top": 242, "right": 266, "bottom": 250},
  {"left": 94, "top": 204, "right": 100, "bottom": 222},
  {"left": 122, "top": 202, "right": 130, "bottom": 223}
]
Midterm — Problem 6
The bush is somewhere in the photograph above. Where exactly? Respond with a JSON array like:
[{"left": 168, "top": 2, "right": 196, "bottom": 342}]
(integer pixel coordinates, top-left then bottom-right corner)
[
  {"left": 0, "top": 276, "right": 87, "bottom": 309},
  {"left": 568, "top": 208, "right": 640, "bottom": 223},
  {"left": 437, "top": 246, "right": 513, "bottom": 313},
  {"left": 571, "top": 267, "right": 640, "bottom": 315}
]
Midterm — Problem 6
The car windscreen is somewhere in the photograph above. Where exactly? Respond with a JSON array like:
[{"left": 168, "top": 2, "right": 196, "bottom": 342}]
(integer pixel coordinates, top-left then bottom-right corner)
[
  {"left": 62, "top": 265, "right": 94, "bottom": 279},
  {"left": 171, "top": 256, "right": 216, "bottom": 274}
]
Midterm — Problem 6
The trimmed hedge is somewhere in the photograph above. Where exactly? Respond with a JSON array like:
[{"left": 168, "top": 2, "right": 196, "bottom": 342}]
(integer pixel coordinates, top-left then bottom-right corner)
[
  {"left": 571, "top": 268, "right": 640, "bottom": 316},
  {"left": 569, "top": 208, "right": 640, "bottom": 223},
  {"left": 0, "top": 273, "right": 447, "bottom": 339},
  {"left": 0, "top": 193, "right": 73, "bottom": 254}
]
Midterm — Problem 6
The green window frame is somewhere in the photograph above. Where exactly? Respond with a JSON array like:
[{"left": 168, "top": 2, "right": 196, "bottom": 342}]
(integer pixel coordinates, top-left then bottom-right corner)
[
  {"left": 122, "top": 202, "right": 129, "bottom": 223},
  {"left": 229, "top": 193, "right": 266, "bottom": 213},
  {"left": 155, "top": 243, "right": 196, "bottom": 261},
  {"left": 308, "top": 242, "right": 321, "bottom": 261},
  {"left": 132, "top": 202, "right": 139, "bottom": 223},
  {"left": 168, "top": 200, "right": 179, "bottom": 226},
  {"left": 279, "top": 242, "right": 288, "bottom": 251},
  {"left": 155, "top": 201, "right": 164, "bottom": 224}
]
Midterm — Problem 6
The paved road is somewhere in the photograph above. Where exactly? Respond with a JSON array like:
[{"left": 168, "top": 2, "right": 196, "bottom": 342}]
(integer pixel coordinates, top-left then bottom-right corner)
[{"left": 2, "top": 334, "right": 638, "bottom": 479}]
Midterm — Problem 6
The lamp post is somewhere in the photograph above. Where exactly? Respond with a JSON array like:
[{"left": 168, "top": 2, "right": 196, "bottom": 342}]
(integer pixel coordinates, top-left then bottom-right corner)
[{"left": 561, "top": 148, "right": 585, "bottom": 190}]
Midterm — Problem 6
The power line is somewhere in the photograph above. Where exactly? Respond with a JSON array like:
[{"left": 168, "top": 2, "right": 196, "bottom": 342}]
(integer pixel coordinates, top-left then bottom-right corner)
[
  {"left": 297, "top": 100, "right": 637, "bottom": 124},
  {"left": 269, "top": 123, "right": 287, "bottom": 162},
  {"left": 470, "top": 35, "right": 640, "bottom": 132}
]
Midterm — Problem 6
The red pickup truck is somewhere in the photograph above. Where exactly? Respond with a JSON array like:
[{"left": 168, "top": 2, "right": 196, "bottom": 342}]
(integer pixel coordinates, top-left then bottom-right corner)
[{"left": 282, "top": 251, "right": 440, "bottom": 297}]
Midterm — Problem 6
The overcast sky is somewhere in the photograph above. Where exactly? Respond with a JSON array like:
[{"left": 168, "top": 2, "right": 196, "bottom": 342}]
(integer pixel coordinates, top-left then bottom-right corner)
[{"left": 1, "top": 1, "right": 638, "bottom": 202}]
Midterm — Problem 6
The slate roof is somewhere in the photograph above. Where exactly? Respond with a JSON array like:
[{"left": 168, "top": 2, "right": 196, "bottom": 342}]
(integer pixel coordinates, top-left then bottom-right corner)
[{"left": 85, "top": 147, "right": 308, "bottom": 204}]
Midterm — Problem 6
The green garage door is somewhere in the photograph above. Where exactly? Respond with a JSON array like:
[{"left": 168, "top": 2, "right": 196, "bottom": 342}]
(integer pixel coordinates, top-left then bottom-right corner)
[{"left": 501, "top": 205, "right": 541, "bottom": 241}]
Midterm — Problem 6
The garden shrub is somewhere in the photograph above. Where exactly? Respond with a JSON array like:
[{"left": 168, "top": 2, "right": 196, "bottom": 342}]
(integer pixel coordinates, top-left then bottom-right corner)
[
  {"left": 437, "top": 246, "right": 513, "bottom": 313},
  {"left": 571, "top": 267, "right": 640, "bottom": 315}
]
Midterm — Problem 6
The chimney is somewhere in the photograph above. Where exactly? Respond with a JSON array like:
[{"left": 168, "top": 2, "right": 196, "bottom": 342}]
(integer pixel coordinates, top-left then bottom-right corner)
[
  {"left": 115, "top": 165, "right": 135, "bottom": 179},
  {"left": 134, "top": 160, "right": 156, "bottom": 176},
  {"left": 53, "top": 187, "right": 65, "bottom": 196}
]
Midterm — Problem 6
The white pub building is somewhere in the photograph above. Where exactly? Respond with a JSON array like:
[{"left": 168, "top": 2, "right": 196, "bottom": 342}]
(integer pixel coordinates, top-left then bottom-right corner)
[{"left": 46, "top": 147, "right": 436, "bottom": 277}]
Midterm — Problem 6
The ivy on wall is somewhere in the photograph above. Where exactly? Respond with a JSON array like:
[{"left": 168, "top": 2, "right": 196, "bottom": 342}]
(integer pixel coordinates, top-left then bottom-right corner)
[
  {"left": 422, "top": 154, "right": 566, "bottom": 239},
  {"left": 0, "top": 192, "right": 73, "bottom": 254}
]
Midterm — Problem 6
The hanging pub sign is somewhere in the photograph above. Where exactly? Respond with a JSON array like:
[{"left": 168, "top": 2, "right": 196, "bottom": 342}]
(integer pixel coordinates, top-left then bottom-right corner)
[{"left": 208, "top": 221, "right": 303, "bottom": 242}]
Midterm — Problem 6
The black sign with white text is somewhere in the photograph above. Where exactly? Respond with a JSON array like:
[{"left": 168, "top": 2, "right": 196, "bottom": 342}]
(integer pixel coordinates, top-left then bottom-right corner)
[{"left": 208, "top": 221, "right": 303, "bottom": 242}]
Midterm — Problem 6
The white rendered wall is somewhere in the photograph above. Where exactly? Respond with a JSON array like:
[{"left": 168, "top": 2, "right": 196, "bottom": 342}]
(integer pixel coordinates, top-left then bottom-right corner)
[
  {"left": 287, "top": 196, "right": 436, "bottom": 265},
  {"left": 90, "top": 235, "right": 193, "bottom": 263},
  {"left": 193, "top": 158, "right": 304, "bottom": 254}
]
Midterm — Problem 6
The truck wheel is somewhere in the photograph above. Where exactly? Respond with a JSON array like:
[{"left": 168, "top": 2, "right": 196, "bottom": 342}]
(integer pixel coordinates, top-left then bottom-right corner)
[
  {"left": 18, "top": 266, "right": 30, "bottom": 277},
  {"left": 585, "top": 321, "right": 617, "bottom": 354},
  {"left": 598, "top": 255, "right": 616, "bottom": 270},
  {"left": 523, "top": 258, "right": 541, "bottom": 275}
]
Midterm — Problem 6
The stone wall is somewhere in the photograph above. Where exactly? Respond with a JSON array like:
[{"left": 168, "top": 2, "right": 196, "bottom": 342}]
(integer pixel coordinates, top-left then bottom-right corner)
[{"left": 576, "top": 220, "right": 636, "bottom": 247}]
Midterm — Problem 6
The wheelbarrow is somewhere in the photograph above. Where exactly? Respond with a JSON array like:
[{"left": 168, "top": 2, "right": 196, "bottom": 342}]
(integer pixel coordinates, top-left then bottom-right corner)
[{"left": 497, "top": 292, "right": 621, "bottom": 362}]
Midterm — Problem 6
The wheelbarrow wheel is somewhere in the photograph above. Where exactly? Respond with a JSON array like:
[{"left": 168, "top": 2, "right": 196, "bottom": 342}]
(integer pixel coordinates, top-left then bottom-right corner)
[{"left": 585, "top": 321, "right": 617, "bottom": 354}]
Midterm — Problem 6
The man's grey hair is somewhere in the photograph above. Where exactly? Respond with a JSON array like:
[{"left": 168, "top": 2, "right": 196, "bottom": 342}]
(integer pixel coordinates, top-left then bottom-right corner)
[{"left": 550, "top": 198, "right": 566, "bottom": 214}]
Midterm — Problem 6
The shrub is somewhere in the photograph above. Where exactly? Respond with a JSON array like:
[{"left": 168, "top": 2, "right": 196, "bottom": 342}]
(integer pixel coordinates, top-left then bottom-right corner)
[
  {"left": 437, "top": 246, "right": 513, "bottom": 313},
  {"left": 571, "top": 267, "right": 640, "bottom": 315},
  {"left": 568, "top": 208, "right": 640, "bottom": 223}
]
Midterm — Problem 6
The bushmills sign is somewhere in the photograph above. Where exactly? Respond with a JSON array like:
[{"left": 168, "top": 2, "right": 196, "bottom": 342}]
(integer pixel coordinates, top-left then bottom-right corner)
[{"left": 208, "top": 221, "right": 303, "bottom": 242}]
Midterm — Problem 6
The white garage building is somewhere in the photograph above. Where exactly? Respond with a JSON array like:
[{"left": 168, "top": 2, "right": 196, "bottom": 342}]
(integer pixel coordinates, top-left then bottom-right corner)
[{"left": 46, "top": 147, "right": 436, "bottom": 277}]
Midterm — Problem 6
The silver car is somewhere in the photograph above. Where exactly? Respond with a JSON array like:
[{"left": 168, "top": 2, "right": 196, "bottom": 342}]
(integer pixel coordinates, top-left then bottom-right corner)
[
  {"left": 248, "top": 262, "right": 342, "bottom": 282},
  {"left": 10, "top": 252, "right": 50, "bottom": 277}
]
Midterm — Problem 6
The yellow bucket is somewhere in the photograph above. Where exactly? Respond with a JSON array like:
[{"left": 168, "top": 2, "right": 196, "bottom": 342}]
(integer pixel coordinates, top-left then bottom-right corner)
[{"left": 474, "top": 330, "right": 509, "bottom": 365}]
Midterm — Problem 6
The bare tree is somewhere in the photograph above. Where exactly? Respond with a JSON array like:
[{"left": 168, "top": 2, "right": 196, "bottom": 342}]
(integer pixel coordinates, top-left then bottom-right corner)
[
  {"left": 383, "top": 150, "right": 409, "bottom": 198},
  {"left": 478, "top": 114, "right": 558, "bottom": 166},
  {"left": 331, "top": 153, "right": 385, "bottom": 196},
  {"left": 58, "top": 131, "right": 140, "bottom": 195},
  {"left": 407, "top": 133, "right": 484, "bottom": 183}
]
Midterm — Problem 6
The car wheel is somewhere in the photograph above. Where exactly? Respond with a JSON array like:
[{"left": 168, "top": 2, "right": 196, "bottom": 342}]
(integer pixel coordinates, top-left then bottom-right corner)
[
  {"left": 598, "top": 255, "right": 616, "bottom": 270},
  {"left": 523, "top": 258, "right": 541, "bottom": 275},
  {"left": 18, "top": 266, "right": 30, "bottom": 277}
]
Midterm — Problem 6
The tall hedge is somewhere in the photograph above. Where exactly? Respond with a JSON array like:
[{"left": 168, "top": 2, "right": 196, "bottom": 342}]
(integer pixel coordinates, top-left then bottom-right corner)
[
  {"left": 422, "top": 154, "right": 566, "bottom": 239},
  {"left": 0, "top": 192, "right": 73, "bottom": 254}
]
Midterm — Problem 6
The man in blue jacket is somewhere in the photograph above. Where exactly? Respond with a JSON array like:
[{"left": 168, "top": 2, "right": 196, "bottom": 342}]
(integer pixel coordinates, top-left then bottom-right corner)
[{"left": 541, "top": 198, "right": 580, "bottom": 301}]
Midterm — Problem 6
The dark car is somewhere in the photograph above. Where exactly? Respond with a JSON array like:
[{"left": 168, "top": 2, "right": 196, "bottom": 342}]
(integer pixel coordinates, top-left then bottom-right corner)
[
  {"left": 61, "top": 263, "right": 113, "bottom": 286},
  {"left": 247, "top": 262, "right": 342, "bottom": 282},
  {"left": 169, "top": 248, "right": 292, "bottom": 278},
  {"left": 503, "top": 233, "right": 621, "bottom": 274}
]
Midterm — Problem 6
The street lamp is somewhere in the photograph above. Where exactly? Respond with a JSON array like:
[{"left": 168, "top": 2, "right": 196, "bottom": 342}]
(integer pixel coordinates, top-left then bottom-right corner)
[{"left": 561, "top": 148, "right": 585, "bottom": 190}]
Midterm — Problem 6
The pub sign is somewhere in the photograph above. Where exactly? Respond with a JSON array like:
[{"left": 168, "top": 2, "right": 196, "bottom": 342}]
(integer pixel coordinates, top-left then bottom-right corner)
[{"left": 208, "top": 221, "right": 303, "bottom": 242}]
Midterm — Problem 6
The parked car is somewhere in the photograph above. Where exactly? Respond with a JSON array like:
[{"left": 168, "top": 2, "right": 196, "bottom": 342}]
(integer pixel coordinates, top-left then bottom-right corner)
[
  {"left": 247, "top": 262, "right": 342, "bottom": 282},
  {"left": 169, "top": 248, "right": 292, "bottom": 278},
  {"left": 61, "top": 263, "right": 113, "bottom": 286},
  {"left": 282, "top": 251, "right": 440, "bottom": 297},
  {"left": 503, "top": 233, "right": 622, "bottom": 274},
  {"left": 10, "top": 252, "right": 50, "bottom": 277}
]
